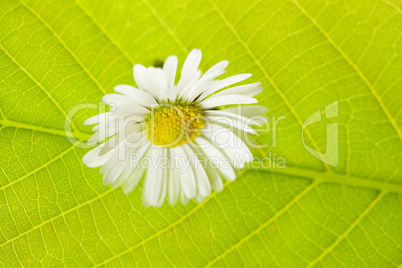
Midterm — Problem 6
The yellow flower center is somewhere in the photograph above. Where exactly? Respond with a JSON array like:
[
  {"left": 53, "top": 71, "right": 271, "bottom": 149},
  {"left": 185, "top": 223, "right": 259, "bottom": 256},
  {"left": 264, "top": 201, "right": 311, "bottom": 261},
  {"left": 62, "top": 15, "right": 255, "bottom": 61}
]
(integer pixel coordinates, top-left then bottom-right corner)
[{"left": 146, "top": 102, "right": 204, "bottom": 148}]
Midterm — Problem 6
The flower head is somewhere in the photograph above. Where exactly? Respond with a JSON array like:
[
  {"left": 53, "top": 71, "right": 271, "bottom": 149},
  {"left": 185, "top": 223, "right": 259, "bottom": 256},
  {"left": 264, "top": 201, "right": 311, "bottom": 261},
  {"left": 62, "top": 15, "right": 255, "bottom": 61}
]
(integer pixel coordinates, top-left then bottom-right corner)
[{"left": 83, "top": 49, "right": 267, "bottom": 207}]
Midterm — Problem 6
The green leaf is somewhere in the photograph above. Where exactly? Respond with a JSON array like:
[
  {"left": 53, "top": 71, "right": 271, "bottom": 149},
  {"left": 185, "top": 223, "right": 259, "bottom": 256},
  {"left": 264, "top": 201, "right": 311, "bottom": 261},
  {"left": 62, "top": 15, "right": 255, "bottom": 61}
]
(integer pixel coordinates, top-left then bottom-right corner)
[{"left": 1, "top": 0, "right": 401, "bottom": 266}]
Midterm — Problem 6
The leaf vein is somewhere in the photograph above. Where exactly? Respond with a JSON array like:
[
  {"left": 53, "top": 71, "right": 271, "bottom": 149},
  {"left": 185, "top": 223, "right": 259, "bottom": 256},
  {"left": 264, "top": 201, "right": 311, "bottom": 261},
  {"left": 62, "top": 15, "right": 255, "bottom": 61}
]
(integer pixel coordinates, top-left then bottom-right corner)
[
  {"left": 205, "top": 0, "right": 332, "bottom": 171},
  {"left": 205, "top": 181, "right": 317, "bottom": 267},
  {"left": 307, "top": 191, "right": 386, "bottom": 267},
  {"left": 291, "top": 0, "right": 402, "bottom": 140}
]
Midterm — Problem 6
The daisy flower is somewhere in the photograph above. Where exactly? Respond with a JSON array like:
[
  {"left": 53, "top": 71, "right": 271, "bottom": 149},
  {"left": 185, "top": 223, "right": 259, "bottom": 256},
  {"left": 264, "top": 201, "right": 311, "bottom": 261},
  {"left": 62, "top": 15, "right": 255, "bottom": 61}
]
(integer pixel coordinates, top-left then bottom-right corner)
[{"left": 82, "top": 48, "right": 267, "bottom": 207}]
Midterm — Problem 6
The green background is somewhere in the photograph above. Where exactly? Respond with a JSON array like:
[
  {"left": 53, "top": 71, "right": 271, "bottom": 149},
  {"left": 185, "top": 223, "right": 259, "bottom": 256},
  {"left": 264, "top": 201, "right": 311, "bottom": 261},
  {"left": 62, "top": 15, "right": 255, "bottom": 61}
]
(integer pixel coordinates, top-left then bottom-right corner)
[{"left": 0, "top": 0, "right": 401, "bottom": 266}]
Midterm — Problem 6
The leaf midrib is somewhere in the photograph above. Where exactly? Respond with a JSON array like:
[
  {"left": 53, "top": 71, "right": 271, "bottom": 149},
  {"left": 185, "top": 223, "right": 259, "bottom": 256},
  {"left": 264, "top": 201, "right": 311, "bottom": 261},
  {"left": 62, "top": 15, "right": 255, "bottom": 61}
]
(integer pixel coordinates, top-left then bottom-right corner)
[
  {"left": 0, "top": 41, "right": 82, "bottom": 135},
  {"left": 1, "top": 139, "right": 400, "bottom": 248},
  {"left": 1, "top": 0, "right": 401, "bottom": 252},
  {"left": 0, "top": 147, "right": 397, "bottom": 267},
  {"left": 256, "top": 166, "right": 402, "bottom": 193},
  {"left": 0, "top": 119, "right": 91, "bottom": 141}
]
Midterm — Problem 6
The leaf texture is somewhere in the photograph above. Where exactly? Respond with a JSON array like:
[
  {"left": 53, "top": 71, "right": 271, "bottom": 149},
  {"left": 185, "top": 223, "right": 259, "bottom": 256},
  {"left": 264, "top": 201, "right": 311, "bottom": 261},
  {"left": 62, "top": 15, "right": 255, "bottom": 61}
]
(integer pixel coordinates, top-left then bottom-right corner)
[{"left": 0, "top": 0, "right": 401, "bottom": 267}]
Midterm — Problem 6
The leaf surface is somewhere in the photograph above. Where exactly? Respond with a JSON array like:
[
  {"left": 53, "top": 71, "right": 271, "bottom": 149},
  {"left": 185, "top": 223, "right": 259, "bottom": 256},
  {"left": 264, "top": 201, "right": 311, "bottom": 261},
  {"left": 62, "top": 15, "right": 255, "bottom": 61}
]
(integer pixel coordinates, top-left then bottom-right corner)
[{"left": 0, "top": 0, "right": 401, "bottom": 266}]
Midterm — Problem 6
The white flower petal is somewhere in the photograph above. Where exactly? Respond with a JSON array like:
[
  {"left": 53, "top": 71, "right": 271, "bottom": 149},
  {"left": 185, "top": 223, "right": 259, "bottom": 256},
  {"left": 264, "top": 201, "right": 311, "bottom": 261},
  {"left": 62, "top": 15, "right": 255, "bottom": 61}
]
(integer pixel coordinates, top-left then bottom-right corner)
[
  {"left": 177, "top": 49, "right": 202, "bottom": 97},
  {"left": 122, "top": 166, "right": 146, "bottom": 194},
  {"left": 142, "top": 147, "right": 164, "bottom": 207},
  {"left": 204, "top": 110, "right": 262, "bottom": 126},
  {"left": 163, "top": 55, "right": 178, "bottom": 88},
  {"left": 97, "top": 124, "right": 141, "bottom": 156},
  {"left": 128, "top": 138, "right": 151, "bottom": 169},
  {"left": 85, "top": 124, "right": 141, "bottom": 167},
  {"left": 180, "top": 189, "right": 189, "bottom": 205},
  {"left": 91, "top": 114, "right": 125, "bottom": 132},
  {"left": 204, "top": 60, "right": 229, "bottom": 77},
  {"left": 102, "top": 94, "right": 150, "bottom": 116},
  {"left": 82, "top": 48, "right": 267, "bottom": 207},
  {"left": 167, "top": 86, "right": 178, "bottom": 101},
  {"left": 182, "top": 144, "right": 211, "bottom": 197},
  {"left": 194, "top": 136, "right": 235, "bottom": 181},
  {"left": 174, "top": 146, "right": 196, "bottom": 199},
  {"left": 84, "top": 112, "right": 111, "bottom": 125},
  {"left": 112, "top": 105, "right": 149, "bottom": 116},
  {"left": 82, "top": 145, "right": 118, "bottom": 168},
  {"left": 187, "top": 138, "right": 225, "bottom": 191},
  {"left": 100, "top": 133, "right": 145, "bottom": 175},
  {"left": 177, "top": 79, "right": 198, "bottom": 100},
  {"left": 155, "top": 148, "right": 168, "bottom": 207},
  {"left": 114, "top": 85, "right": 156, "bottom": 107},
  {"left": 87, "top": 129, "right": 117, "bottom": 145},
  {"left": 181, "top": 48, "right": 202, "bottom": 80},
  {"left": 133, "top": 64, "right": 150, "bottom": 90},
  {"left": 102, "top": 144, "right": 146, "bottom": 186},
  {"left": 121, "top": 141, "right": 151, "bottom": 193},
  {"left": 102, "top": 94, "right": 133, "bottom": 106},
  {"left": 141, "top": 147, "right": 168, "bottom": 207},
  {"left": 200, "top": 94, "right": 257, "bottom": 110},
  {"left": 168, "top": 148, "right": 180, "bottom": 205},
  {"left": 206, "top": 115, "right": 257, "bottom": 135},
  {"left": 93, "top": 114, "right": 142, "bottom": 133},
  {"left": 201, "top": 123, "right": 253, "bottom": 169},
  {"left": 221, "top": 106, "right": 269, "bottom": 123},
  {"left": 212, "top": 82, "right": 263, "bottom": 98},
  {"left": 183, "top": 60, "right": 228, "bottom": 101},
  {"left": 149, "top": 68, "right": 168, "bottom": 101},
  {"left": 200, "top": 73, "right": 252, "bottom": 99},
  {"left": 195, "top": 194, "right": 205, "bottom": 203},
  {"left": 103, "top": 161, "right": 126, "bottom": 185},
  {"left": 206, "top": 167, "right": 224, "bottom": 192},
  {"left": 87, "top": 119, "right": 142, "bottom": 145},
  {"left": 111, "top": 167, "right": 132, "bottom": 189}
]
